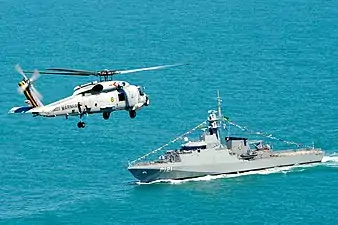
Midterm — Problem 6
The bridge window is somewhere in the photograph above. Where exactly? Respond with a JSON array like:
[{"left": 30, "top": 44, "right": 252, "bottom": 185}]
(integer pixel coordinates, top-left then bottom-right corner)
[{"left": 181, "top": 145, "right": 207, "bottom": 151}]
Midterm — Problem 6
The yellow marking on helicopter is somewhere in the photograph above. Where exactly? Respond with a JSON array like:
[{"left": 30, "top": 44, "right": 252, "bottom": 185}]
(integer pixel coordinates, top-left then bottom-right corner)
[
  {"left": 111, "top": 97, "right": 114, "bottom": 102},
  {"left": 18, "top": 81, "right": 38, "bottom": 107},
  {"left": 25, "top": 90, "right": 38, "bottom": 107}
]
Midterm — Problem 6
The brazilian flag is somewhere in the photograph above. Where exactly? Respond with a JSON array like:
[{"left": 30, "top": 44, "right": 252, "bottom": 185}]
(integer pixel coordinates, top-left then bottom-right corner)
[{"left": 223, "top": 116, "right": 229, "bottom": 121}]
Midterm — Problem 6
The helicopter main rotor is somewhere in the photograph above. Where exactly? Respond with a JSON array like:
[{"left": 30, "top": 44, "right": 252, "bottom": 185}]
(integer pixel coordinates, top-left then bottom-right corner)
[{"left": 23, "top": 63, "right": 185, "bottom": 81}]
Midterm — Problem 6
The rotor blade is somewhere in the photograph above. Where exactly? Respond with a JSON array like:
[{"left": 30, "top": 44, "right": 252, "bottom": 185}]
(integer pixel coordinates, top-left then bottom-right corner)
[
  {"left": 23, "top": 71, "right": 92, "bottom": 76},
  {"left": 46, "top": 68, "right": 96, "bottom": 74},
  {"left": 117, "top": 63, "right": 186, "bottom": 75},
  {"left": 17, "top": 86, "right": 24, "bottom": 95},
  {"left": 30, "top": 69, "right": 40, "bottom": 82},
  {"left": 31, "top": 85, "right": 43, "bottom": 100},
  {"left": 15, "top": 64, "right": 28, "bottom": 79}
]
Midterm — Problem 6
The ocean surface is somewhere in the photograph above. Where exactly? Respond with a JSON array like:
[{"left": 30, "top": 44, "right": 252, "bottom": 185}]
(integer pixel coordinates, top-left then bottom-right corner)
[{"left": 1, "top": 0, "right": 338, "bottom": 224}]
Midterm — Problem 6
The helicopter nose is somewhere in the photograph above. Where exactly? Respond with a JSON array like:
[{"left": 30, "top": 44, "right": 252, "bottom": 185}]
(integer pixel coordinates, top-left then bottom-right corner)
[{"left": 144, "top": 94, "right": 150, "bottom": 106}]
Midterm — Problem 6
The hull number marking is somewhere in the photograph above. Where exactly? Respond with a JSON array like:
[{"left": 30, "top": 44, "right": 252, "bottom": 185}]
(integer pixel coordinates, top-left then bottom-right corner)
[{"left": 160, "top": 167, "right": 173, "bottom": 172}]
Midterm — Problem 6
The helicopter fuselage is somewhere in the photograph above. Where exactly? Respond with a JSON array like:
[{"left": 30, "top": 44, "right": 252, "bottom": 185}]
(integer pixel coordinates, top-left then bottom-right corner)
[{"left": 26, "top": 80, "right": 149, "bottom": 118}]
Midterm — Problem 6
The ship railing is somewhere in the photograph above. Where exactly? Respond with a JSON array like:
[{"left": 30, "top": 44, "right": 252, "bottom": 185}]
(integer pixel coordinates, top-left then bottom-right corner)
[
  {"left": 130, "top": 152, "right": 182, "bottom": 166},
  {"left": 132, "top": 161, "right": 157, "bottom": 166},
  {"left": 272, "top": 148, "right": 323, "bottom": 156},
  {"left": 131, "top": 159, "right": 176, "bottom": 166}
]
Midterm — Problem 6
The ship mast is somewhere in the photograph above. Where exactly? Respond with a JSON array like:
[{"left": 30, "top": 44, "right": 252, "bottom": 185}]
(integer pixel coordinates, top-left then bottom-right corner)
[
  {"left": 215, "top": 90, "right": 223, "bottom": 141},
  {"left": 217, "top": 90, "right": 222, "bottom": 119}
]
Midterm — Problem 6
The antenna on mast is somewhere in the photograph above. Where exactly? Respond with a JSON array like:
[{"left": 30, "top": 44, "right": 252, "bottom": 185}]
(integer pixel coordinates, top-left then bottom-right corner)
[{"left": 217, "top": 90, "right": 222, "bottom": 119}]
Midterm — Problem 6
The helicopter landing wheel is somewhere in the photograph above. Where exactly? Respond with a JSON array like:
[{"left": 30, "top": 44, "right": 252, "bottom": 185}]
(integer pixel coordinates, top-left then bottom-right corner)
[
  {"left": 77, "top": 121, "right": 86, "bottom": 128},
  {"left": 129, "top": 110, "right": 136, "bottom": 119},
  {"left": 103, "top": 112, "right": 110, "bottom": 120}
]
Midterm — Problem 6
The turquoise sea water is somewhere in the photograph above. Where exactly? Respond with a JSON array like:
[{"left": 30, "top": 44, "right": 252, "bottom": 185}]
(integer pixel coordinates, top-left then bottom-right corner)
[{"left": 1, "top": 0, "right": 338, "bottom": 224}]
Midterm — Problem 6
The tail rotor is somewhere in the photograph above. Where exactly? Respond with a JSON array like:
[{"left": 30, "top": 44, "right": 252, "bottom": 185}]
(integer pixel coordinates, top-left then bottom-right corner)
[{"left": 15, "top": 64, "right": 43, "bottom": 100}]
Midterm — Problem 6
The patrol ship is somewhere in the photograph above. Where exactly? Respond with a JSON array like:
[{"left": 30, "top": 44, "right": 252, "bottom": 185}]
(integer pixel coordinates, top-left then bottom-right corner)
[{"left": 128, "top": 93, "right": 324, "bottom": 183}]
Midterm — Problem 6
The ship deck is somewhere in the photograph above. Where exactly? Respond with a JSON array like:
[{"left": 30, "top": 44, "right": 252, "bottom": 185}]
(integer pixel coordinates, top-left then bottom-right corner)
[{"left": 129, "top": 148, "right": 324, "bottom": 168}]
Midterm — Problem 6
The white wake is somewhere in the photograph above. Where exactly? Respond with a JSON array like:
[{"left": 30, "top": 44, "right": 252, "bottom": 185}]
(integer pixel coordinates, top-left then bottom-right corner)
[
  {"left": 136, "top": 154, "right": 338, "bottom": 185},
  {"left": 321, "top": 154, "right": 338, "bottom": 167}
]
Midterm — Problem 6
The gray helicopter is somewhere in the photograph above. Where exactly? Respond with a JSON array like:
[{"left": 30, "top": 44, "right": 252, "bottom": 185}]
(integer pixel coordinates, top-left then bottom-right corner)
[{"left": 9, "top": 64, "right": 181, "bottom": 128}]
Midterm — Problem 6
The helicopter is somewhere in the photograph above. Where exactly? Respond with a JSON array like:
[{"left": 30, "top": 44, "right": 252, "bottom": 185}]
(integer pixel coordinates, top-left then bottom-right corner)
[{"left": 9, "top": 63, "right": 182, "bottom": 128}]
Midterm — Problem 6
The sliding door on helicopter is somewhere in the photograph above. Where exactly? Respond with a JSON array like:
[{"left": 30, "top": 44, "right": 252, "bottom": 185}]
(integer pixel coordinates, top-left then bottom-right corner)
[
  {"left": 125, "top": 86, "right": 139, "bottom": 107},
  {"left": 117, "top": 87, "right": 139, "bottom": 110}
]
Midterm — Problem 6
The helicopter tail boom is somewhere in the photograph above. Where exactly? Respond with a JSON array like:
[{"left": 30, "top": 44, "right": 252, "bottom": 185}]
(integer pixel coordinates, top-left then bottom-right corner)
[{"left": 9, "top": 81, "right": 43, "bottom": 114}]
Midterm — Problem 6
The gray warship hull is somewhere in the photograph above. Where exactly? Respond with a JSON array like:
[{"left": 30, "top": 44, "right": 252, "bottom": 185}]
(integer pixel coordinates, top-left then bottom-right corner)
[
  {"left": 128, "top": 93, "right": 325, "bottom": 183},
  {"left": 128, "top": 149, "right": 324, "bottom": 183}
]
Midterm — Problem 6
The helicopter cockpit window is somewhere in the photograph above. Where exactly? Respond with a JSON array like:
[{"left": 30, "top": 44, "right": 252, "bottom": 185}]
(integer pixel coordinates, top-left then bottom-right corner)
[{"left": 138, "top": 86, "right": 144, "bottom": 96}]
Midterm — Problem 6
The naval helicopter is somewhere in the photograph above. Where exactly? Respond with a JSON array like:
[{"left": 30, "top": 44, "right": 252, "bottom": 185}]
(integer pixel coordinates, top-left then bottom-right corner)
[{"left": 9, "top": 63, "right": 181, "bottom": 128}]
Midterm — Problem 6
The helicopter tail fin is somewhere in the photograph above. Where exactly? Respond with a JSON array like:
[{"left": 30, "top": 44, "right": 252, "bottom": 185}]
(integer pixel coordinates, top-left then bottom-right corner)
[{"left": 18, "top": 80, "right": 44, "bottom": 108}]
